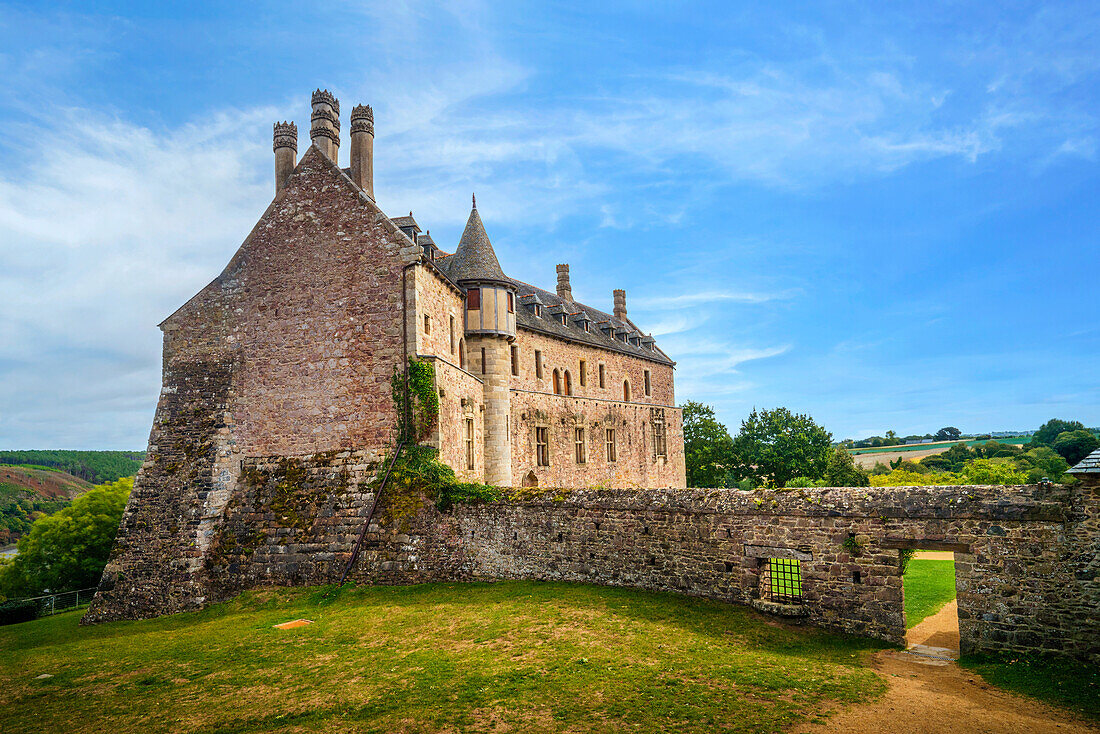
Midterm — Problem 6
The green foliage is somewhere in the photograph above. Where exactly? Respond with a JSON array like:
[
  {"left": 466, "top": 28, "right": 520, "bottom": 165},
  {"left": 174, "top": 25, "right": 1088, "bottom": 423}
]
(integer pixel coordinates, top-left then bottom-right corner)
[
  {"left": 958, "top": 459, "right": 1028, "bottom": 485},
  {"left": 1051, "top": 429, "right": 1100, "bottom": 466},
  {"left": 730, "top": 408, "right": 833, "bottom": 488},
  {"left": 1014, "top": 446, "right": 1069, "bottom": 482},
  {"left": 391, "top": 358, "right": 440, "bottom": 443},
  {"left": 1030, "top": 418, "right": 1086, "bottom": 448},
  {"left": 0, "top": 451, "right": 142, "bottom": 484},
  {"left": 870, "top": 469, "right": 960, "bottom": 487},
  {"left": 897, "top": 548, "right": 916, "bottom": 574},
  {"left": 903, "top": 558, "right": 956, "bottom": 629},
  {"left": 785, "top": 476, "right": 826, "bottom": 488},
  {"left": 0, "top": 581, "right": 888, "bottom": 733},
  {"left": 841, "top": 535, "right": 865, "bottom": 555},
  {"left": 680, "top": 401, "right": 737, "bottom": 488},
  {"left": 0, "top": 599, "right": 37, "bottom": 626},
  {"left": 383, "top": 445, "right": 501, "bottom": 512},
  {"left": 0, "top": 478, "right": 132, "bottom": 598},
  {"left": 824, "top": 447, "right": 869, "bottom": 487},
  {"left": 935, "top": 426, "right": 962, "bottom": 440}
]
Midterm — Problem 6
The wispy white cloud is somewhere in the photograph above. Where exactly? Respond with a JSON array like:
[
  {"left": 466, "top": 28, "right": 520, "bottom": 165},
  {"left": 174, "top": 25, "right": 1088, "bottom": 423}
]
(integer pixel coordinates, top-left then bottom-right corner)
[{"left": 635, "top": 290, "right": 796, "bottom": 309}]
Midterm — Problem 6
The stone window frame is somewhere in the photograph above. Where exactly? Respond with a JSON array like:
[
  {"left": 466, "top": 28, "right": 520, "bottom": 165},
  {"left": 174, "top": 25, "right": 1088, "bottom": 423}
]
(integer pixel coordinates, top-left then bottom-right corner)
[
  {"left": 536, "top": 426, "right": 550, "bottom": 467},
  {"left": 464, "top": 417, "right": 475, "bottom": 470},
  {"left": 651, "top": 408, "right": 666, "bottom": 460},
  {"left": 564, "top": 370, "right": 572, "bottom": 396},
  {"left": 459, "top": 338, "right": 466, "bottom": 370},
  {"left": 623, "top": 379, "right": 631, "bottom": 402},
  {"left": 579, "top": 360, "right": 587, "bottom": 387},
  {"left": 644, "top": 369, "right": 651, "bottom": 397},
  {"left": 606, "top": 428, "right": 617, "bottom": 462},
  {"left": 424, "top": 314, "right": 431, "bottom": 335},
  {"left": 553, "top": 369, "right": 562, "bottom": 395},
  {"left": 481, "top": 347, "right": 487, "bottom": 375},
  {"left": 575, "top": 427, "right": 586, "bottom": 464},
  {"left": 510, "top": 345, "right": 519, "bottom": 376},
  {"left": 449, "top": 315, "right": 456, "bottom": 355},
  {"left": 535, "top": 349, "right": 543, "bottom": 379},
  {"left": 598, "top": 363, "right": 605, "bottom": 389}
]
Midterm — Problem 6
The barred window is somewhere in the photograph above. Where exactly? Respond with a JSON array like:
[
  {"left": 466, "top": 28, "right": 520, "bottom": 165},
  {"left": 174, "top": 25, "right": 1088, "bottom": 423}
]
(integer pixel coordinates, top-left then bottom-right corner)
[
  {"left": 536, "top": 427, "right": 550, "bottom": 467},
  {"left": 760, "top": 558, "right": 803, "bottom": 604},
  {"left": 606, "top": 428, "right": 616, "bottom": 462},
  {"left": 575, "top": 427, "right": 586, "bottom": 464}
]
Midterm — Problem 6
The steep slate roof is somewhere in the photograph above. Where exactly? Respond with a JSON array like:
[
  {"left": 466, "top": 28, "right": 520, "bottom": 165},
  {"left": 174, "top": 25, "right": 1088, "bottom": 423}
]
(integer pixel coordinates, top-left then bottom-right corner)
[
  {"left": 1068, "top": 448, "right": 1100, "bottom": 474},
  {"left": 443, "top": 206, "right": 508, "bottom": 284}
]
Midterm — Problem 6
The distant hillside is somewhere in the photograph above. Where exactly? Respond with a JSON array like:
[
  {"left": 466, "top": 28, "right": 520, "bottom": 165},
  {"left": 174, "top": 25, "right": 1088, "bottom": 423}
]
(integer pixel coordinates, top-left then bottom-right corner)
[
  {"left": 0, "top": 465, "right": 95, "bottom": 546},
  {"left": 0, "top": 450, "right": 143, "bottom": 484}
]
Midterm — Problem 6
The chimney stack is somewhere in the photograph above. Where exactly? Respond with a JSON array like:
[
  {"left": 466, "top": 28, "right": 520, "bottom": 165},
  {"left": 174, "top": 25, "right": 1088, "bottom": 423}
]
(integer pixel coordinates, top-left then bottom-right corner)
[
  {"left": 556, "top": 264, "right": 573, "bottom": 301},
  {"left": 273, "top": 121, "right": 298, "bottom": 193},
  {"left": 613, "top": 289, "right": 627, "bottom": 319},
  {"left": 309, "top": 89, "right": 340, "bottom": 162},
  {"left": 349, "top": 104, "right": 375, "bottom": 200}
]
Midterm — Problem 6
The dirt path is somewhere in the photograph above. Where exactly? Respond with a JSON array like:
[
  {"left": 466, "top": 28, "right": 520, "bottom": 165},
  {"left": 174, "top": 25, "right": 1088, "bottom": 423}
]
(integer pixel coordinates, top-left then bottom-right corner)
[{"left": 795, "top": 601, "right": 1098, "bottom": 733}]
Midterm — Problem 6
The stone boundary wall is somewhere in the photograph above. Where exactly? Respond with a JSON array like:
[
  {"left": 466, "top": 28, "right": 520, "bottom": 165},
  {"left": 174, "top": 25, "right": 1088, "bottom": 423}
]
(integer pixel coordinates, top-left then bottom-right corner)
[{"left": 87, "top": 460, "right": 1098, "bottom": 663}]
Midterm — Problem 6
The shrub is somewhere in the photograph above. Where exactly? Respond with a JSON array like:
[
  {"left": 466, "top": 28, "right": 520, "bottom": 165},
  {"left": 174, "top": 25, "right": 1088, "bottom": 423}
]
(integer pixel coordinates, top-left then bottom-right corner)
[{"left": 0, "top": 598, "right": 38, "bottom": 626}]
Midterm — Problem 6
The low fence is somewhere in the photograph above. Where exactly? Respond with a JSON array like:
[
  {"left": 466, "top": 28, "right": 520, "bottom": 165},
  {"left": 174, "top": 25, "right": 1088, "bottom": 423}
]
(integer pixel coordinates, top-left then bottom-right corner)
[{"left": 17, "top": 588, "right": 98, "bottom": 617}]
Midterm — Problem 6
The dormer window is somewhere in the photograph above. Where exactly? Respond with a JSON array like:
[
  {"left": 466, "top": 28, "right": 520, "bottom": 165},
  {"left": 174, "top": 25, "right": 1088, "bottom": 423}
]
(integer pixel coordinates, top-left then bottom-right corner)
[
  {"left": 467, "top": 288, "right": 481, "bottom": 310},
  {"left": 560, "top": 313, "right": 568, "bottom": 326},
  {"left": 533, "top": 304, "right": 542, "bottom": 318}
]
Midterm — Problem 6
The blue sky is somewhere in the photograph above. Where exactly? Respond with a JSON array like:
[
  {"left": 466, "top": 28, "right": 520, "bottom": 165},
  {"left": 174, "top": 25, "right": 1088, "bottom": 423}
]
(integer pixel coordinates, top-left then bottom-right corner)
[{"left": 1, "top": 1, "right": 1098, "bottom": 449}]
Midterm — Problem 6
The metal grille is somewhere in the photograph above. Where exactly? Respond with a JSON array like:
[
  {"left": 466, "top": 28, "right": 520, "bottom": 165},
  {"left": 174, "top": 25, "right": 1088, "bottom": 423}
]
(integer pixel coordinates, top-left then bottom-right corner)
[{"left": 760, "top": 558, "right": 803, "bottom": 604}]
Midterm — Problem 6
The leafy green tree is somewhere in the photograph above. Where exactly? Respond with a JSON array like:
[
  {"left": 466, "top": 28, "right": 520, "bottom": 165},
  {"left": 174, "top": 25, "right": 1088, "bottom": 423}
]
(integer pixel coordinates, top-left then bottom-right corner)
[
  {"left": 0, "top": 478, "right": 131, "bottom": 598},
  {"left": 1016, "top": 446, "right": 1070, "bottom": 481},
  {"left": 959, "top": 459, "right": 1028, "bottom": 485},
  {"left": 1031, "top": 419, "right": 1086, "bottom": 447},
  {"left": 935, "top": 427, "right": 962, "bottom": 440},
  {"left": 681, "top": 401, "right": 737, "bottom": 488},
  {"left": 730, "top": 408, "right": 832, "bottom": 488},
  {"left": 823, "top": 446, "right": 869, "bottom": 487},
  {"left": 1051, "top": 430, "right": 1100, "bottom": 466}
]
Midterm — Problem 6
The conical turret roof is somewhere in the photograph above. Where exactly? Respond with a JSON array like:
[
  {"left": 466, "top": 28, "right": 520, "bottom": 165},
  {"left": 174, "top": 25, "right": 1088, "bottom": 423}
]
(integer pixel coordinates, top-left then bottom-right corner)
[{"left": 447, "top": 200, "right": 509, "bottom": 284}]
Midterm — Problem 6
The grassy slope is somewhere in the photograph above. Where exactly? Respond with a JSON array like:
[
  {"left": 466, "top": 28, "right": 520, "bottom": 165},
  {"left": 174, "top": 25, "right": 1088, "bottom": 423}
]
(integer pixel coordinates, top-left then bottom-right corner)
[
  {"left": 0, "top": 451, "right": 143, "bottom": 484},
  {"left": 0, "top": 581, "right": 888, "bottom": 734},
  {"left": 960, "top": 654, "right": 1100, "bottom": 722},
  {"left": 903, "top": 559, "right": 956, "bottom": 629},
  {"left": 0, "top": 464, "right": 93, "bottom": 499}
]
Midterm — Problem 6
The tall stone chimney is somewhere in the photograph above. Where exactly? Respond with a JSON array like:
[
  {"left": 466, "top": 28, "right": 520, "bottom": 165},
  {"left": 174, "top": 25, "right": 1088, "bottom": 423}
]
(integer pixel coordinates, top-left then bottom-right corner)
[
  {"left": 613, "top": 289, "right": 627, "bottom": 320},
  {"left": 556, "top": 264, "right": 572, "bottom": 301},
  {"left": 273, "top": 121, "right": 297, "bottom": 194},
  {"left": 309, "top": 89, "right": 340, "bottom": 162},
  {"left": 349, "top": 104, "right": 374, "bottom": 200}
]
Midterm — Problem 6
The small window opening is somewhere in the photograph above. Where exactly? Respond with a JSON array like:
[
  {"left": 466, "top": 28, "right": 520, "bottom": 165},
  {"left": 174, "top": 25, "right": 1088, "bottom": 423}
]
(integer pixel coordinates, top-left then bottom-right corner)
[
  {"left": 467, "top": 288, "right": 481, "bottom": 310},
  {"left": 760, "top": 558, "right": 803, "bottom": 605},
  {"left": 556, "top": 531, "right": 563, "bottom": 542},
  {"left": 510, "top": 345, "right": 519, "bottom": 376},
  {"left": 564, "top": 370, "right": 572, "bottom": 395},
  {"left": 536, "top": 427, "right": 550, "bottom": 466},
  {"left": 724, "top": 561, "right": 734, "bottom": 572},
  {"left": 459, "top": 339, "right": 466, "bottom": 369},
  {"left": 535, "top": 350, "right": 543, "bottom": 379},
  {"left": 424, "top": 314, "right": 431, "bottom": 334},
  {"left": 449, "top": 315, "right": 455, "bottom": 354},
  {"left": 594, "top": 521, "right": 601, "bottom": 531},
  {"left": 481, "top": 347, "right": 487, "bottom": 375},
  {"left": 623, "top": 380, "right": 631, "bottom": 401},
  {"left": 507, "top": 291, "right": 514, "bottom": 313},
  {"left": 606, "top": 428, "right": 617, "bottom": 462},
  {"left": 465, "top": 418, "right": 475, "bottom": 470},
  {"left": 575, "top": 427, "right": 586, "bottom": 464},
  {"left": 644, "top": 370, "right": 651, "bottom": 396},
  {"left": 579, "top": 360, "right": 586, "bottom": 386},
  {"left": 553, "top": 369, "right": 561, "bottom": 395},
  {"left": 599, "top": 363, "right": 605, "bottom": 389},
  {"left": 643, "top": 525, "right": 650, "bottom": 535},
  {"left": 853, "top": 570, "right": 862, "bottom": 584}
]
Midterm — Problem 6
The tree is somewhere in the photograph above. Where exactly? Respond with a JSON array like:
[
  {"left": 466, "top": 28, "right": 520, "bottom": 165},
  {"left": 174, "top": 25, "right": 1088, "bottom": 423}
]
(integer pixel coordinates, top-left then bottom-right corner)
[
  {"left": 824, "top": 446, "right": 869, "bottom": 487},
  {"left": 935, "top": 427, "right": 962, "bottom": 441},
  {"left": 0, "top": 478, "right": 131, "bottom": 598},
  {"left": 681, "top": 401, "right": 737, "bottom": 488},
  {"left": 959, "top": 459, "right": 1028, "bottom": 485},
  {"left": 730, "top": 408, "right": 832, "bottom": 488},
  {"left": 1051, "top": 430, "right": 1100, "bottom": 466},
  {"left": 1031, "top": 419, "right": 1086, "bottom": 447}
]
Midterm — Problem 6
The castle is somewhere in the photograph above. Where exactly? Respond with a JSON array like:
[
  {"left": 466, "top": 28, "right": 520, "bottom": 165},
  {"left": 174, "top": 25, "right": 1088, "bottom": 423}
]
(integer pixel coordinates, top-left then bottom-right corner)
[{"left": 84, "top": 93, "right": 1097, "bottom": 668}]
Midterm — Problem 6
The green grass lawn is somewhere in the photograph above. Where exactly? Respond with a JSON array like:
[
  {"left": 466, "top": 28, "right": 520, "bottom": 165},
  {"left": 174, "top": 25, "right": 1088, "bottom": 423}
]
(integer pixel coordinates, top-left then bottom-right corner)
[
  {"left": 0, "top": 581, "right": 889, "bottom": 734},
  {"left": 959, "top": 653, "right": 1100, "bottom": 722},
  {"left": 903, "top": 558, "right": 956, "bottom": 629}
]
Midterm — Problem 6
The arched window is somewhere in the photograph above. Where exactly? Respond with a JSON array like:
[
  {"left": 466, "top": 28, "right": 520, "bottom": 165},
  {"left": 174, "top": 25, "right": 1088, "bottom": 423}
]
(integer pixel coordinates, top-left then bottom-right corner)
[
  {"left": 623, "top": 380, "right": 631, "bottom": 402},
  {"left": 564, "top": 370, "right": 572, "bottom": 396},
  {"left": 553, "top": 369, "right": 561, "bottom": 395},
  {"left": 459, "top": 338, "right": 466, "bottom": 369}
]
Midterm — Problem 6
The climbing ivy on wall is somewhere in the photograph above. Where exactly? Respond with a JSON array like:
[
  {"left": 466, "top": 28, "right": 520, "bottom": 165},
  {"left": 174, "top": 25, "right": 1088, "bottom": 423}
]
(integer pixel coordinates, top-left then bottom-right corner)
[{"left": 392, "top": 358, "right": 439, "bottom": 444}]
